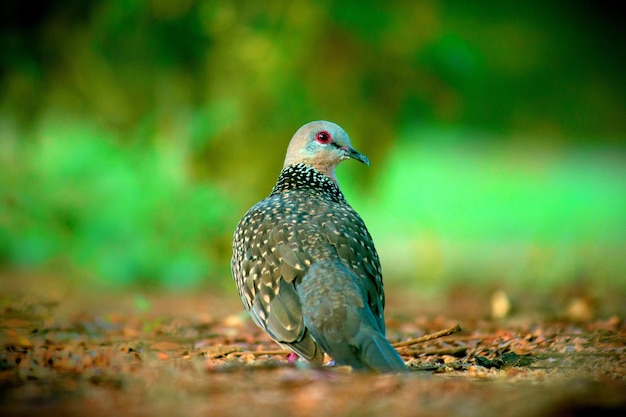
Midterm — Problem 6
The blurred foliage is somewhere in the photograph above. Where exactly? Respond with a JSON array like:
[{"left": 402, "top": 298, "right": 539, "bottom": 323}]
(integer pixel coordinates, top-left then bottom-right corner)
[
  {"left": 353, "top": 125, "right": 626, "bottom": 290},
  {"left": 0, "top": 0, "right": 624, "bottom": 290},
  {"left": 0, "top": 118, "right": 231, "bottom": 287}
]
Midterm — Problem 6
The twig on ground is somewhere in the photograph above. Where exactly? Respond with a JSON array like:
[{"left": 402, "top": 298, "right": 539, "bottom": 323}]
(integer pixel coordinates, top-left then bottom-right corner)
[
  {"left": 393, "top": 323, "right": 462, "bottom": 349},
  {"left": 229, "top": 349, "right": 285, "bottom": 357}
]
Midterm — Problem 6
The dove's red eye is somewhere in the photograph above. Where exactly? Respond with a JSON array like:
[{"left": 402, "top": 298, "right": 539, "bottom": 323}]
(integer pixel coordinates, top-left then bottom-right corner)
[{"left": 315, "top": 130, "right": 332, "bottom": 144}]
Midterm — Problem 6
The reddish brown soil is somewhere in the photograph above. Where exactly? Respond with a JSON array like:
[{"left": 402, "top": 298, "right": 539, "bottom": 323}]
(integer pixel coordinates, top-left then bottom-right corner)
[{"left": 1, "top": 275, "right": 624, "bottom": 417}]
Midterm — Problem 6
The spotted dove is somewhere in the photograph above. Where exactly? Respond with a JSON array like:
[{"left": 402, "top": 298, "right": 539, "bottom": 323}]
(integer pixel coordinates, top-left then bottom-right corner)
[{"left": 231, "top": 121, "right": 407, "bottom": 372}]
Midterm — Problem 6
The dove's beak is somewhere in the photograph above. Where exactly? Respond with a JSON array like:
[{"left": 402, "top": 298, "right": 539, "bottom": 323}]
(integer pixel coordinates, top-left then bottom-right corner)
[{"left": 343, "top": 146, "right": 370, "bottom": 166}]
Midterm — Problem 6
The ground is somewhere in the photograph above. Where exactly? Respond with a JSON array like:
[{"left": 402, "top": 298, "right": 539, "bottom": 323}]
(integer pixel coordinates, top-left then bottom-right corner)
[{"left": 1, "top": 274, "right": 625, "bottom": 417}]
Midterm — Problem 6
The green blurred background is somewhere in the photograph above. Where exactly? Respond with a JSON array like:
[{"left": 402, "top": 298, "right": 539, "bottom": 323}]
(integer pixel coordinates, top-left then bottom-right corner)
[{"left": 1, "top": 1, "right": 624, "bottom": 296}]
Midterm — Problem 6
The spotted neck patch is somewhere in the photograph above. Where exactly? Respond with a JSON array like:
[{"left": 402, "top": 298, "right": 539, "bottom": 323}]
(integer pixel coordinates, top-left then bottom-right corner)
[{"left": 271, "top": 163, "right": 347, "bottom": 204}]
